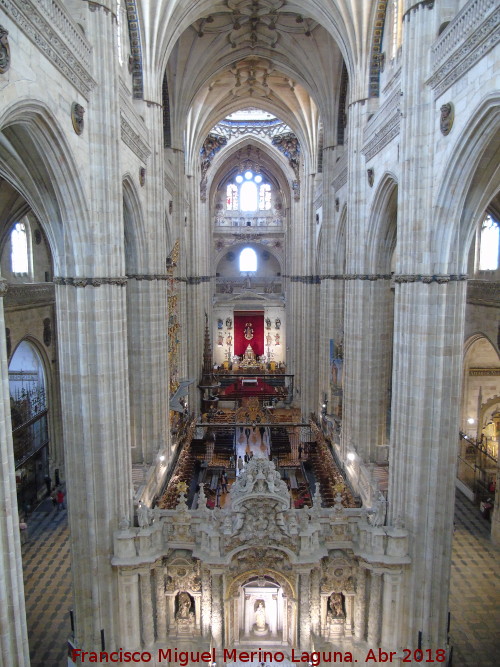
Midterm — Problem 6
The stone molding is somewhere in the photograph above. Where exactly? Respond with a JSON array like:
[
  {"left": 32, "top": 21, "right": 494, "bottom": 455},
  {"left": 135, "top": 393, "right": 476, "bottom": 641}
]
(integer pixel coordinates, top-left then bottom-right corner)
[
  {"left": 362, "top": 89, "right": 401, "bottom": 162},
  {"left": 120, "top": 114, "right": 151, "bottom": 164},
  {"left": 1, "top": 0, "right": 97, "bottom": 98},
  {"left": 332, "top": 167, "right": 348, "bottom": 192},
  {"left": 427, "top": 0, "right": 499, "bottom": 98},
  {"left": 393, "top": 274, "right": 468, "bottom": 283},
  {"left": 287, "top": 274, "right": 468, "bottom": 284},
  {"left": 177, "top": 276, "right": 212, "bottom": 285},
  {"left": 466, "top": 279, "right": 500, "bottom": 307},
  {"left": 469, "top": 368, "right": 500, "bottom": 376},
  {"left": 127, "top": 274, "right": 169, "bottom": 281},
  {"left": 54, "top": 276, "right": 127, "bottom": 287},
  {"left": 3, "top": 283, "right": 55, "bottom": 306}
]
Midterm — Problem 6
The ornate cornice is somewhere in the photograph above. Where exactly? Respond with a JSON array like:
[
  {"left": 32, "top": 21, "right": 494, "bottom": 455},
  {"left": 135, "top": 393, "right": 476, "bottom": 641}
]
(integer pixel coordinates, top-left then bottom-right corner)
[
  {"left": 428, "top": 1, "right": 499, "bottom": 98},
  {"left": 177, "top": 276, "right": 212, "bottom": 285},
  {"left": 286, "top": 274, "right": 468, "bottom": 284},
  {"left": 469, "top": 368, "right": 500, "bottom": 376},
  {"left": 393, "top": 274, "right": 468, "bottom": 283},
  {"left": 120, "top": 114, "right": 151, "bottom": 163},
  {"left": 4, "top": 283, "right": 55, "bottom": 306},
  {"left": 127, "top": 274, "right": 169, "bottom": 281},
  {"left": 466, "top": 279, "right": 500, "bottom": 307},
  {"left": 332, "top": 168, "right": 347, "bottom": 192},
  {"left": 362, "top": 90, "right": 401, "bottom": 161},
  {"left": 54, "top": 277, "right": 127, "bottom": 287},
  {"left": 1, "top": 0, "right": 97, "bottom": 98}
]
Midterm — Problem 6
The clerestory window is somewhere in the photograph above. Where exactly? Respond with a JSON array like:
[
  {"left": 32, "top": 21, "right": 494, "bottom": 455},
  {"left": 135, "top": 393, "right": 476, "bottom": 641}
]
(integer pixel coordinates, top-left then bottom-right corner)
[
  {"left": 239, "top": 247, "right": 257, "bottom": 272},
  {"left": 11, "top": 220, "right": 29, "bottom": 274},
  {"left": 479, "top": 214, "right": 500, "bottom": 271}
]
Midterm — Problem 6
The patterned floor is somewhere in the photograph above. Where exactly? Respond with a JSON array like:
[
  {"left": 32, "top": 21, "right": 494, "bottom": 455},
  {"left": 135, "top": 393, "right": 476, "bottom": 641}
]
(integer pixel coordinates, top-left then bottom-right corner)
[
  {"left": 448, "top": 490, "right": 500, "bottom": 666},
  {"left": 20, "top": 489, "right": 499, "bottom": 666}
]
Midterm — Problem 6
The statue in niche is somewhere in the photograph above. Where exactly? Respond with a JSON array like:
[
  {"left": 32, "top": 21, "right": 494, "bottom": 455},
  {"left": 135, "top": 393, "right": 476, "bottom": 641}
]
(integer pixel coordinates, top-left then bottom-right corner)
[
  {"left": 226, "top": 317, "right": 232, "bottom": 329},
  {"left": 275, "top": 318, "right": 281, "bottom": 329},
  {"left": 266, "top": 317, "right": 272, "bottom": 330},
  {"left": 175, "top": 592, "right": 195, "bottom": 623},
  {"left": 327, "top": 592, "right": 345, "bottom": 620},
  {"left": 253, "top": 600, "right": 269, "bottom": 635}
]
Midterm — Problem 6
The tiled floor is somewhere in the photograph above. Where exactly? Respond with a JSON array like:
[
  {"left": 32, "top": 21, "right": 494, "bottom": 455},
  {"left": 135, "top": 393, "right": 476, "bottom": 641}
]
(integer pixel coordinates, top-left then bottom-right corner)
[
  {"left": 20, "top": 489, "right": 499, "bottom": 667},
  {"left": 448, "top": 490, "right": 500, "bottom": 666},
  {"left": 22, "top": 497, "right": 72, "bottom": 667}
]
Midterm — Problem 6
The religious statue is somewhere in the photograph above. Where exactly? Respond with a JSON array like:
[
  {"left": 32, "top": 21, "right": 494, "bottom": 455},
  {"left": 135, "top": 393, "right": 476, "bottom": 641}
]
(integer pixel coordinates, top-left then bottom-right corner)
[
  {"left": 327, "top": 592, "right": 345, "bottom": 619},
  {"left": 137, "top": 503, "right": 151, "bottom": 528},
  {"left": 275, "top": 318, "right": 281, "bottom": 329},
  {"left": 275, "top": 333, "right": 280, "bottom": 345},
  {"left": 175, "top": 592, "right": 195, "bottom": 622},
  {"left": 226, "top": 317, "right": 232, "bottom": 329},
  {"left": 226, "top": 333, "right": 232, "bottom": 346},
  {"left": 217, "top": 332, "right": 224, "bottom": 346},
  {"left": 266, "top": 332, "right": 272, "bottom": 346},
  {"left": 253, "top": 600, "right": 268, "bottom": 635},
  {"left": 265, "top": 317, "right": 272, "bottom": 329},
  {"left": 244, "top": 322, "right": 254, "bottom": 340},
  {"left": 217, "top": 318, "right": 223, "bottom": 329}
]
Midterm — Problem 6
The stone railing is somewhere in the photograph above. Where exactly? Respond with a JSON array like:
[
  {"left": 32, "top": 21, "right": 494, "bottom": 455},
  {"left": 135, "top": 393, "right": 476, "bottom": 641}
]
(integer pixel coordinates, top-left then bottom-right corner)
[
  {"left": 2, "top": 0, "right": 96, "bottom": 97},
  {"left": 428, "top": 0, "right": 499, "bottom": 96},
  {"left": 431, "top": 0, "right": 496, "bottom": 68},
  {"left": 112, "top": 497, "right": 409, "bottom": 568},
  {"left": 215, "top": 215, "right": 283, "bottom": 227}
]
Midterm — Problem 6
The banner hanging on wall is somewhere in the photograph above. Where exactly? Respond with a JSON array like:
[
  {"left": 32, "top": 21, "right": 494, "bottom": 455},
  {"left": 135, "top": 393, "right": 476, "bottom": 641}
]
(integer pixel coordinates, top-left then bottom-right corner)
[{"left": 234, "top": 312, "right": 264, "bottom": 356}]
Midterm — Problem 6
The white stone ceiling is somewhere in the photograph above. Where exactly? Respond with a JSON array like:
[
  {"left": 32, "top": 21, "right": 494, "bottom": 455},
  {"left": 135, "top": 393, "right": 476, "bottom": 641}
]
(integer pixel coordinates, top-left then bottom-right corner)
[{"left": 137, "top": 0, "right": 376, "bottom": 170}]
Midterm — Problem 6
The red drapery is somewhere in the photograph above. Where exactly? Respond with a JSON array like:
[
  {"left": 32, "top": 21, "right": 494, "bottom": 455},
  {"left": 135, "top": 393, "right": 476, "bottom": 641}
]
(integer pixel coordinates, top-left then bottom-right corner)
[{"left": 234, "top": 312, "right": 264, "bottom": 356}]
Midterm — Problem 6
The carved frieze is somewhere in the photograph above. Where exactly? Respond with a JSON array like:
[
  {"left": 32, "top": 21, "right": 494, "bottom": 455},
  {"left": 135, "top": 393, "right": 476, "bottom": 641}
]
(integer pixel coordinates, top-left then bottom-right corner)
[{"left": 165, "top": 557, "right": 201, "bottom": 593}]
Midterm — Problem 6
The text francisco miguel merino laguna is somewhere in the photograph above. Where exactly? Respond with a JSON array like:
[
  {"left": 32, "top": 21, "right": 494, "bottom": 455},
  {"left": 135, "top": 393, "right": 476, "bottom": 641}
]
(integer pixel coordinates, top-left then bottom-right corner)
[{"left": 71, "top": 647, "right": 398, "bottom": 664}]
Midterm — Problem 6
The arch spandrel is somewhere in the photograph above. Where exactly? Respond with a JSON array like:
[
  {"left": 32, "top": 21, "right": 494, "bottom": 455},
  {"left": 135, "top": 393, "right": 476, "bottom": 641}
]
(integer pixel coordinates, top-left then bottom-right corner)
[{"left": 0, "top": 101, "right": 89, "bottom": 276}]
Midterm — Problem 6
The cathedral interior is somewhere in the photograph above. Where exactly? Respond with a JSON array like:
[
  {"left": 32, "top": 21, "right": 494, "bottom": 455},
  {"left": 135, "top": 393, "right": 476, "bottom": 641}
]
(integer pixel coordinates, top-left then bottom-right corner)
[{"left": 0, "top": 1, "right": 499, "bottom": 666}]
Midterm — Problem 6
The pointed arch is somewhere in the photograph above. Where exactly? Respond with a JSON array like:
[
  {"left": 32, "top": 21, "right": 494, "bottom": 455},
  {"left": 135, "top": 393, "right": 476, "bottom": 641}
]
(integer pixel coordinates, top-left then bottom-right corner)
[
  {"left": 0, "top": 100, "right": 89, "bottom": 275},
  {"left": 433, "top": 93, "right": 500, "bottom": 273}
]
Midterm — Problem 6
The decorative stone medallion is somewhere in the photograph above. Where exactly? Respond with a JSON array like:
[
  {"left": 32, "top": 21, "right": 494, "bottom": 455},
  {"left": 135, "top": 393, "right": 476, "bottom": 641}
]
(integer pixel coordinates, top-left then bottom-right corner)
[
  {"left": 71, "top": 102, "right": 85, "bottom": 135},
  {"left": 0, "top": 25, "right": 10, "bottom": 73},
  {"left": 367, "top": 168, "right": 374, "bottom": 187},
  {"left": 440, "top": 102, "right": 454, "bottom": 136}
]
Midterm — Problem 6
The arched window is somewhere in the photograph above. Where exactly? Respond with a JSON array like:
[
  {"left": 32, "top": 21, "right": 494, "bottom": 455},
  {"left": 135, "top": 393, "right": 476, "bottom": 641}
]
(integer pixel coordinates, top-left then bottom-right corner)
[
  {"left": 226, "top": 171, "right": 271, "bottom": 212},
  {"left": 239, "top": 247, "right": 257, "bottom": 272},
  {"left": 479, "top": 215, "right": 500, "bottom": 270},
  {"left": 11, "top": 221, "right": 29, "bottom": 274}
]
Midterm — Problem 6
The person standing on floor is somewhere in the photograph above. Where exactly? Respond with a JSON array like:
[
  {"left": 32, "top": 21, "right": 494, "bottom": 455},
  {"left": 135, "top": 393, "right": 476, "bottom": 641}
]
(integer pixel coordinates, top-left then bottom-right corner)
[
  {"left": 237, "top": 455, "right": 244, "bottom": 475},
  {"left": 298, "top": 444, "right": 303, "bottom": 460},
  {"left": 56, "top": 488, "right": 65, "bottom": 511}
]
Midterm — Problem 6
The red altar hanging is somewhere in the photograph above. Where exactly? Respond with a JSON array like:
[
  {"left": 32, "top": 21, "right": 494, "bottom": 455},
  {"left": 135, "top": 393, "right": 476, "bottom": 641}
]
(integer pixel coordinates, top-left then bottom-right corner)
[{"left": 234, "top": 312, "right": 264, "bottom": 356}]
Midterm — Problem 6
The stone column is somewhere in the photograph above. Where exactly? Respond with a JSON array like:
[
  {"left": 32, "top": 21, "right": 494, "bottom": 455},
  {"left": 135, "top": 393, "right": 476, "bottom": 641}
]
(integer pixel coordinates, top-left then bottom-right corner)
[
  {"left": 155, "top": 565, "right": 167, "bottom": 641},
  {"left": 118, "top": 570, "right": 141, "bottom": 650},
  {"left": 0, "top": 281, "right": 30, "bottom": 666},
  {"left": 56, "top": 1, "right": 133, "bottom": 652},
  {"left": 211, "top": 572, "right": 223, "bottom": 648},
  {"left": 126, "top": 94, "right": 170, "bottom": 466},
  {"left": 299, "top": 570, "right": 311, "bottom": 650},
  {"left": 389, "top": 0, "right": 461, "bottom": 652},
  {"left": 381, "top": 570, "right": 402, "bottom": 649},
  {"left": 354, "top": 567, "right": 367, "bottom": 641},
  {"left": 367, "top": 570, "right": 383, "bottom": 646},
  {"left": 310, "top": 567, "right": 321, "bottom": 635},
  {"left": 345, "top": 594, "right": 354, "bottom": 636},
  {"left": 201, "top": 566, "right": 212, "bottom": 637},
  {"left": 140, "top": 569, "right": 154, "bottom": 647}
]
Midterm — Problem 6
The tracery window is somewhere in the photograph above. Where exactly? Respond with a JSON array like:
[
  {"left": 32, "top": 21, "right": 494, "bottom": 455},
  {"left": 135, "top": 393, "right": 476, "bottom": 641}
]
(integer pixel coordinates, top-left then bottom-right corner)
[
  {"left": 226, "top": 171, "right": 271, "bottom": 212},
  {"left": 227, "top": 183, "right": 239, "bottom": 210},
  {"left": 11, "top": 221, "right": 29, "bottom": 274},
  {"left": 479, "top": 214, "right": 500, "bottom": 271}
]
